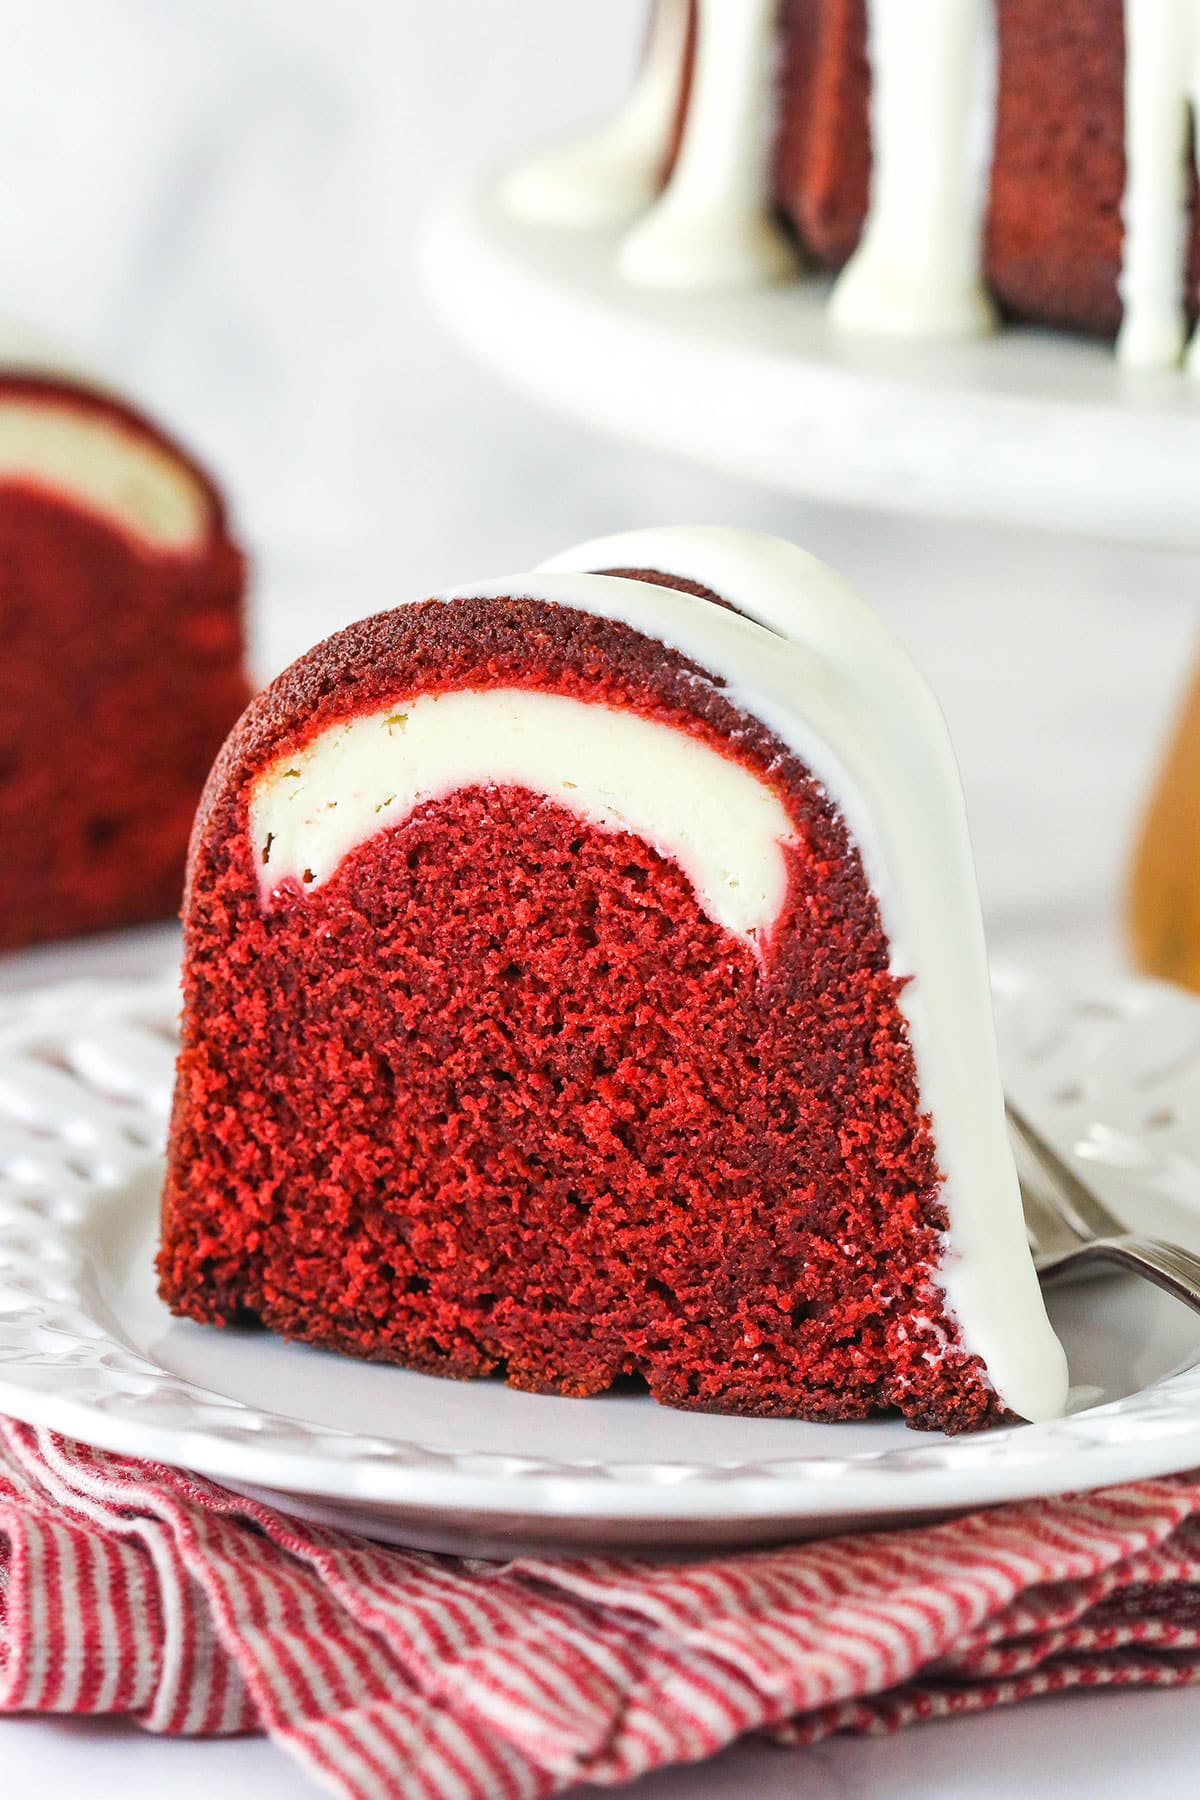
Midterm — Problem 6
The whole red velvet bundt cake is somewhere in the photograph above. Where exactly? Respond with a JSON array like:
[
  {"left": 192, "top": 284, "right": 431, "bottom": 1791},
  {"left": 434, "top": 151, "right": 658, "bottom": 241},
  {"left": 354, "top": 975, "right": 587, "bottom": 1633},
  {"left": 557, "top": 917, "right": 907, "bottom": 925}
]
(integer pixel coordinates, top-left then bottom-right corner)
[
  {"left": 0, "top": 374, "right": 249, "bottom": 952},
  {"left": 159, "top": 528, "right": 1066, "bottom": 1433},
  {"left": 504, "top": 0, "right": 1200, "bottom": 371}
]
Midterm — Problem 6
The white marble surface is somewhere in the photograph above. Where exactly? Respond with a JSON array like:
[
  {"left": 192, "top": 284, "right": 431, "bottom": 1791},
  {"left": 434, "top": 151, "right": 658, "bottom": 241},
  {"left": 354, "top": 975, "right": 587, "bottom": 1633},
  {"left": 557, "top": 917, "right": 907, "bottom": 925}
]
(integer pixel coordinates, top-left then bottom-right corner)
[{"left": 3, "top": 2, "right": 1200, "bottom": 1793}]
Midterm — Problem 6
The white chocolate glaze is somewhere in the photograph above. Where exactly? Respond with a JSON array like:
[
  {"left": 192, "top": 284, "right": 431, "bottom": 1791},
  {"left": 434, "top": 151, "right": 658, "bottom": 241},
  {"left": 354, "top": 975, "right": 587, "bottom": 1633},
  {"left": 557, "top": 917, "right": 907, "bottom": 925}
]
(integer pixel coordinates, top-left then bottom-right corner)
[
  {"left": 830, "top": 0, "right": 995, "bottom": 341},
  {"left": 0, "top": 396, "right": 209, "bottom": 550},
  {"left": 617, "top": 0, "right": 798, "bottom": 289},
  {"left": 252, "top": 687, "right": 795, "bottom": 943},
  {"left": 501, "top": 0, "right": 690, "bottom": 230},
  {"left": 1117, "top": 0, "right": 1200, "bottom": 373},
  {"left": 530, "top": 527, "right": 1068, "bottom": 1426}
]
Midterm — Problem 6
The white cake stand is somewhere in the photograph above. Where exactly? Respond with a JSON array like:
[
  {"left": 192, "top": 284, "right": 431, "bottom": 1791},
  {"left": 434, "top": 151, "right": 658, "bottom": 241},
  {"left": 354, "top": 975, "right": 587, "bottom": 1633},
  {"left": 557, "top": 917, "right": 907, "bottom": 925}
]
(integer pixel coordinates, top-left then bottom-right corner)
[{"left": 424, "top": 171, "right": 1200, "bottom": 552}]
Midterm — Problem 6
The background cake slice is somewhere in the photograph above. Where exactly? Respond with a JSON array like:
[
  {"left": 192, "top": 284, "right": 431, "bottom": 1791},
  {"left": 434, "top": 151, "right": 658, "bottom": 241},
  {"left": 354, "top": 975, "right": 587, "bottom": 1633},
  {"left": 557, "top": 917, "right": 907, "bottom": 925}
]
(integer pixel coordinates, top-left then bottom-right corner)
[
  {"left": 0, "top": 374, "right": 250, "bottom": 951},
  {"left": 159, "top": 526, "right": 1066, "bottom": 1433}
]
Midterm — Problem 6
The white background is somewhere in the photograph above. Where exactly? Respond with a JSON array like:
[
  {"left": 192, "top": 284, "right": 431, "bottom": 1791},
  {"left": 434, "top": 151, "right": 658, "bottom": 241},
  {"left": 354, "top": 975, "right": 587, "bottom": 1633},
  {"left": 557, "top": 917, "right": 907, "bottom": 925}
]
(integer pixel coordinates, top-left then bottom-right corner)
[{"left": 3, "top": 1, "right": 1200, "bottom": 1792}]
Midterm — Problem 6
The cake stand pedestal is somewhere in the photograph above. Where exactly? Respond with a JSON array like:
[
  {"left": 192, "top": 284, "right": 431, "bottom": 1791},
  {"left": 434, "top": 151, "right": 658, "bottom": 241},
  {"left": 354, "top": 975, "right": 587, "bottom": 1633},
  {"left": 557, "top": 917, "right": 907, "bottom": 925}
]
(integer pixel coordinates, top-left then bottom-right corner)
[{"left": 424, "top": 171, "right": 1200, "bottom": 552}]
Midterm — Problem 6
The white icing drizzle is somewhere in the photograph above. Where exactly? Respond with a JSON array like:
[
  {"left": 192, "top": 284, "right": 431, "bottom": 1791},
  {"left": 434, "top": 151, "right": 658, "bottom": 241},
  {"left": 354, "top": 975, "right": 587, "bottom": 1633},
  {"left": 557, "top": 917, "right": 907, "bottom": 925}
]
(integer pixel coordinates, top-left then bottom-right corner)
[
  {"left": 530, "top": 527, "right": 1067, "bottom": 1426},
  {"left": 1117, "top": 0, "right": 1200, "bottom": 373},
  {"left": 830, "top": 0, "right": 996, "bottom": 340},
  {"left": 252, "top": 687, "right": 795, "bottom": 943},
  {"left": 501, "top": 0, "right": 690, "bottom": 230},
  {"left": 618, "top": 0, "right": 799, "bottom": 290},
  {"left": 0, "top": 395, "right": 208, "bottom": 550}
]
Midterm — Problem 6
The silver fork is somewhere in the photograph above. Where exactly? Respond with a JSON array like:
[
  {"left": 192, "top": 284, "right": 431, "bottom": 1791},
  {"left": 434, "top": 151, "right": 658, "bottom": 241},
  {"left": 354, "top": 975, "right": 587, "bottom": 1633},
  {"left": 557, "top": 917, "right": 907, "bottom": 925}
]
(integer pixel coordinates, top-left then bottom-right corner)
[{"left": 1007, "top": 1097, "right": 1200, "bottom": 1312}]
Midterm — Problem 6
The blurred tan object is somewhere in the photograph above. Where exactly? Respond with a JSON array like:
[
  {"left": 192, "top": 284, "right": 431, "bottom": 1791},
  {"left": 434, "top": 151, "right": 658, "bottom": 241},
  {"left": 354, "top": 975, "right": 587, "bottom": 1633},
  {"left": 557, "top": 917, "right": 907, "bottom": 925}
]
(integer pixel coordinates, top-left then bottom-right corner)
[{"left": 1131, "top": 653, "right": 1200, "bottom": 992}]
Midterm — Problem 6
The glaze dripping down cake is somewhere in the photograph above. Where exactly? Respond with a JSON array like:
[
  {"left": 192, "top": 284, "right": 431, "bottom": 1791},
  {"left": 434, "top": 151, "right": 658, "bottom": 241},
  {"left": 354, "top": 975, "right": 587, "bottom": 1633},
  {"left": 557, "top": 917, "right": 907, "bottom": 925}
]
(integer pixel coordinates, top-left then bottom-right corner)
[
  {"left": 0, "top": 374, "right": 249, "bottom": 951},
  {"left": 503, "top": 0, "right": 1200, "bottom": 373},
  {"left": 159, "top": 528, "right": 1067, "bottom": 1432}
]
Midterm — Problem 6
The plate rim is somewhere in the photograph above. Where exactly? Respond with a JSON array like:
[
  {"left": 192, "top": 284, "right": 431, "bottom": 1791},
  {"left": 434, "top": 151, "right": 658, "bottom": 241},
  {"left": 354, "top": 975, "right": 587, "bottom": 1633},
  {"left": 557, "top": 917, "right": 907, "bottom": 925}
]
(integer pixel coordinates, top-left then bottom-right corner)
[{"left": 3, "top": 966, "right": 1200, "bottom": 1537}]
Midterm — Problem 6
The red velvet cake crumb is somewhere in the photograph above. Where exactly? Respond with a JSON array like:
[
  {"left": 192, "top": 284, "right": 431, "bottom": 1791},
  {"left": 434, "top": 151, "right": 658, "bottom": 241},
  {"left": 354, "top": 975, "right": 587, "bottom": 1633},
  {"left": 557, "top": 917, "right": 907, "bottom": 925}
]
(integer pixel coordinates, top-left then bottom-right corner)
[
  {"left": 159, "top": 586, "right": 1004, "bottom": 1433},
  {"left": 773, "top": 0, "right": 872, "bottom": 270},
  {"left": 0, "top": 375, "right": 249, "bottom": 952}
]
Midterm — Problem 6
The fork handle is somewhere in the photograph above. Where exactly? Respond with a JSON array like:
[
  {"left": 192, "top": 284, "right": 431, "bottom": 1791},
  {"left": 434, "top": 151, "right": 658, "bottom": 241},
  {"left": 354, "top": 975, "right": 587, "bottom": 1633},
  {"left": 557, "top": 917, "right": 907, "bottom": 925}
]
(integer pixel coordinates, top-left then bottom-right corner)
[{"left": 1039, "top": 1232, "right": 1200, "bottom": 1312}]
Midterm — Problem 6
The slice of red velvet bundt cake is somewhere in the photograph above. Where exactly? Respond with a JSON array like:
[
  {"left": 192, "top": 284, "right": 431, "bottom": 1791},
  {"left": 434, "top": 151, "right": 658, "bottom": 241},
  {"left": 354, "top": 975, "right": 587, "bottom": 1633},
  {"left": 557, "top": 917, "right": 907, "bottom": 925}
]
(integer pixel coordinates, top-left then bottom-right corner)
[
  {"left": 159, "top": 527, "right": 1066, "bottom": 1432},
  {"left": 0, "top": 373, "right": 249, "bottom": 952}
]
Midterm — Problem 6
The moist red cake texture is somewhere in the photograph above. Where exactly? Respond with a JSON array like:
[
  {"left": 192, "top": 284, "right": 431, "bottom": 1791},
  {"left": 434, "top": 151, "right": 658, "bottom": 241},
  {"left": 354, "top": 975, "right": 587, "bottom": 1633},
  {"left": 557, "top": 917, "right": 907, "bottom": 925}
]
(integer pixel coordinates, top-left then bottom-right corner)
[
  {"left": 665, "top": 0, "right": 1200, "bottom": 340},
  {"left": 0, "top": 375, "right": 249, "bottom": 952},
  {"left": 158, "top": 581, "right": 1005, "bottom": 1433},
  {"left": 984, "top": 0, "right": 1200, "bottom": 337}
]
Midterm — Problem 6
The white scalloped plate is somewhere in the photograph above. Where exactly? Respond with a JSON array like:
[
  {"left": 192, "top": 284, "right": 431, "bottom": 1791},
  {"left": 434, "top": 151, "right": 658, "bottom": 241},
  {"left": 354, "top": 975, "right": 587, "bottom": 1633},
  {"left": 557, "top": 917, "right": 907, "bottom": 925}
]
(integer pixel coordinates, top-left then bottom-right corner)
[{"left": 2, "top": 969, "right": 1200, "bottom": 1555}]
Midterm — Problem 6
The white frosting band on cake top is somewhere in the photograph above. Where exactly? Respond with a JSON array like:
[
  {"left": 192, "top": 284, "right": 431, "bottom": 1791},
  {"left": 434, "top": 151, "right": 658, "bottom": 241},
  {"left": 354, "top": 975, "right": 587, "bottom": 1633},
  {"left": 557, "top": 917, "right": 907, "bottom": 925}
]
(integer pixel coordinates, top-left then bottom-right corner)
[
  {"left": 500, "top": 0, "right": 690, "bottom": 230},
  {"left": 252, "top": 686, "right": 795, "bottom": 943},
  {"left": 0, "top": 395, "right": 209, "bottom": 550},
  {"left": 531, "top": 528, "right": 1068, "bottom": 1427}
]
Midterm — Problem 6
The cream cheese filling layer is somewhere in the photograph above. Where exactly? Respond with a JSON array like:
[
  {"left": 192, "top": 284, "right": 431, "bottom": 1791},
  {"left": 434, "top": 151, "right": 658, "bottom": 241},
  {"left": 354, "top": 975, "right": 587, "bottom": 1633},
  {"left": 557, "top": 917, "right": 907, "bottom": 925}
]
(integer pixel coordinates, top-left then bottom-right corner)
[
  {"left": 251, "top": 686, "right": 796, "bottom": 944},
  {"left": 0, "top": 398, "right": 209, "bottom": 550}
]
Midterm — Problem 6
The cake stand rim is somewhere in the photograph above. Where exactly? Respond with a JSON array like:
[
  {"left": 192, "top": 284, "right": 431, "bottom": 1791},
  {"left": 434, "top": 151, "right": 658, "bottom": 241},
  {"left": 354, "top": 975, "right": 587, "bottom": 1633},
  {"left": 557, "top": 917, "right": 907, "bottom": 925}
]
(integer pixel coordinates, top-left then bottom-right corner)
[{"left": 422, "top": 169, "right": 1200, "bottom": 555}]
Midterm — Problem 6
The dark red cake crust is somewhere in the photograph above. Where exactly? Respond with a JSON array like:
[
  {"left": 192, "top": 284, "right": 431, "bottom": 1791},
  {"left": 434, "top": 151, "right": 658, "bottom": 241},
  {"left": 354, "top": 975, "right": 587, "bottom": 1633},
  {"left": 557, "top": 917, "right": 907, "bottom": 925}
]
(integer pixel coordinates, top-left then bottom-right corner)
[
  {"left": 160, "top": 584, "right": 1005, "bottom": 1432},
  {"left": 595, "top": 566, "right": 745, "bottom": 617},
  {"left": 0, "top": 375, "right": 249, "bottom": 952}
]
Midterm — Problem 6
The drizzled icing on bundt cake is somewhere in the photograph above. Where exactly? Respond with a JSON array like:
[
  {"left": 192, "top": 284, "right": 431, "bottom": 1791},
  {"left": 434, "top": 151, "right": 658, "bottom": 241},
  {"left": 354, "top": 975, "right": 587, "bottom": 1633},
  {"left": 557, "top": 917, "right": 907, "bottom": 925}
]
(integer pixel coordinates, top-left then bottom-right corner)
[
  {"left": 159, "top": 527, "right": 1067, "bottom": 1431},
  {"left": 505, "top": 0, "right": 1200, "bottom": 372}
]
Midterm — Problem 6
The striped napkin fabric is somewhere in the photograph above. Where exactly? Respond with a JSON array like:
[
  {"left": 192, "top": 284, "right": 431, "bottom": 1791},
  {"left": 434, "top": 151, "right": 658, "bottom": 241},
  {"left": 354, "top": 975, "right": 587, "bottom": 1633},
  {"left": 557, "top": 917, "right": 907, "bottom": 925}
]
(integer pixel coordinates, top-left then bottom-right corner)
[{"left": 2, "top": 1418, "right": 1200, "bottom": 1800}]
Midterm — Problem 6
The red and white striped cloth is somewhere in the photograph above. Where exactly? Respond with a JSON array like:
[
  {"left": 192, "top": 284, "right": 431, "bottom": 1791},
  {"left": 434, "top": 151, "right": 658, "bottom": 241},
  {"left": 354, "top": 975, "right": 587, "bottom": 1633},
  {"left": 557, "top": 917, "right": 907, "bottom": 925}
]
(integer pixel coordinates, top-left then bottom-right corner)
[{"left": 2, "top": 1418, "right": 1200, "bottom": 1799}]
